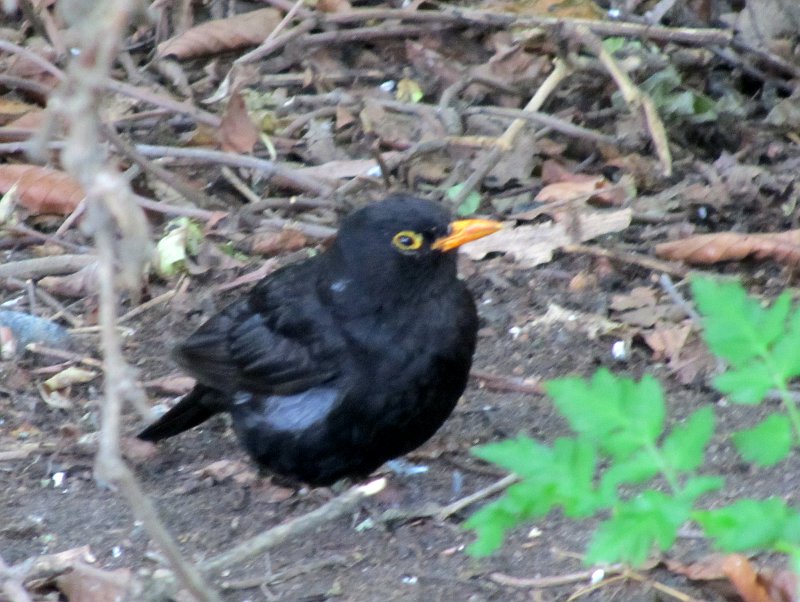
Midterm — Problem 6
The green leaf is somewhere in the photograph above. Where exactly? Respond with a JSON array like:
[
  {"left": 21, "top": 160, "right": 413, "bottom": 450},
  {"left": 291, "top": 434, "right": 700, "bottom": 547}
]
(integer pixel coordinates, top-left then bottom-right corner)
[
  {"left": 713, "top": 363, "right": 773, "bottom": 404},
  {"left": 769, "top": 308, "right": 800, "bottom": 380},
  {"left": 598, "top": 450, "right": 660, "bottom": 504},
  {"left": 154, "top": 217, "right": 203, "bottom": 278},
  {"left": 471, "top": 436, "right": 549, "bottom": 480},
  {"left": 661, "top": 407, "right": 715, "bottom": 471},
  {"left": 732, "top": 413, "right": 792, "bottom": 466},
  {"left": 677, "top": 476, "right": 724, "bottom": 503},
  {"left": 446, "top": 183, "right": 481, "bottom": 217},
  {"left": 691, "top": 278, "right": 772, "bottom": 364},
  {"left": 586, "top": 491, "right": 690, "bottom": 566},
  {"left": 694, "top": 498, "right": 799, "bottom": 551},
  {"left": 546, "top": 370, "right": 665, "bottom": 459}
]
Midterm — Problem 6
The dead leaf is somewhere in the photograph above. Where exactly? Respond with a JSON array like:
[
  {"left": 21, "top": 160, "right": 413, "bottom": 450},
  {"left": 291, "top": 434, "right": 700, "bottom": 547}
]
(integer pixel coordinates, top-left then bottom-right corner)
[
  {"left": 121, "top": 436, "right": 158, "bottom": 464},
  {"left": 722, "top": 554, "right": 776, "bottom": 602},
  {"left": 0, "top": 97, "right": 36, "bottom": 125},
  {"left": 522, "top": 303, "right": 623, "bottom": 340},
  {"left": 157, "top": 8, "right": 282, "bottom": 59},
  {"left": 217, "top": 88, "right": 259, "bottom": 153},
  {"left": 143, "top": 374, "right": 196, "bottom": 395},
  {"left": 39, "top": 261, "right": 100, "bottom": 298},
  {"left": 462, "top": 209, "right": 632, "bottom": 268},
  {"left": 0, "top": 164, "right": 84, "bottom": 215},
  {"left": 195, "top": 459, "right": 257, "bottom": 485},
  {"left": 643, "top": 323, "right": 691, "bottom": 362},
  {"left": 248, "top": 228, "right": 309, "bottom": 256},
  {"left": 655, "top": 230, "right": 800, "bottom": 266}
]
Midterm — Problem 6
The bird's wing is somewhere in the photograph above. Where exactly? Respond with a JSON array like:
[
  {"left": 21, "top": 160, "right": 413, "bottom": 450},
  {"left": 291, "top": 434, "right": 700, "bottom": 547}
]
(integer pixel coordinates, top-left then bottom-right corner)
[{"left": 174, "top": 295, "right": 339, "bottom": 396}]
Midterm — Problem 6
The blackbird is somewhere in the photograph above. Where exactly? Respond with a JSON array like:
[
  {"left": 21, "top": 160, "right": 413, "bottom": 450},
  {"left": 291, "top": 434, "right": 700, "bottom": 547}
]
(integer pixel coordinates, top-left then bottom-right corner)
[{"left": 138, "top": 196, "right": 501, "bottom": 486}]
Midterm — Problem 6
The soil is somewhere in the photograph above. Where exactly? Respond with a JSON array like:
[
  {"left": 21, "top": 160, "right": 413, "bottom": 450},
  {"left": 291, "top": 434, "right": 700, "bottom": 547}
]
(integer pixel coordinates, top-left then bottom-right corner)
[{"left": 3, "top": 244, "right": 797, "bottom": 602}]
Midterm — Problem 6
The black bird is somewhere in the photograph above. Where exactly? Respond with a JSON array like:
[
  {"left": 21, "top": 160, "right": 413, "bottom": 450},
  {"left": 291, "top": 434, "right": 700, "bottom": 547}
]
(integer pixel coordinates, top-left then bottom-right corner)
[{"left": 138, "top": 196, "right": 501, "bottom": 486}]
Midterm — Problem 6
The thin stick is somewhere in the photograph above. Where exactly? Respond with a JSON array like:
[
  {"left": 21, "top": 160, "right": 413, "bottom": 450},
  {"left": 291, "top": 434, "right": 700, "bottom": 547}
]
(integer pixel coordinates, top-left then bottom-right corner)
[
  {"left": 0, "top": 255, "right": 95, "bottom": 280},
  {"left": 563, "top": 243, "right": 688, "bottom": 278},
  {"left": 201, "top": 478, "right": 386, "bottom": 573},
  {"left": 133, "top": 144, "right": 334, "bottom": 197}
]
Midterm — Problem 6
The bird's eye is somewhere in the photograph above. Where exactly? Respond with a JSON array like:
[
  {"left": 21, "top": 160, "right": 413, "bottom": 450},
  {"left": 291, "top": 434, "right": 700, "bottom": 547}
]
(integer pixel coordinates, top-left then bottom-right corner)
[{"left": 391, "top": 230, "right": 423, "bottom": 251}]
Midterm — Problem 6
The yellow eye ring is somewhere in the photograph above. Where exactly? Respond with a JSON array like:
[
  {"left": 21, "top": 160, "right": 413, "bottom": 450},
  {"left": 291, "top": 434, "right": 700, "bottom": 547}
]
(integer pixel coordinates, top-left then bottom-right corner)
[{"left": 391, "top": 230, "right": 423, "bottom": 251}]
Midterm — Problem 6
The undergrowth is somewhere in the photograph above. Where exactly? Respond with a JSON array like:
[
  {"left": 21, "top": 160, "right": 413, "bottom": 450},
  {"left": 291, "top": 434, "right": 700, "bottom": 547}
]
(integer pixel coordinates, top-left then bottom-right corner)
[{"left": 466, "top": 276, "right": 800, "bottom": 574}]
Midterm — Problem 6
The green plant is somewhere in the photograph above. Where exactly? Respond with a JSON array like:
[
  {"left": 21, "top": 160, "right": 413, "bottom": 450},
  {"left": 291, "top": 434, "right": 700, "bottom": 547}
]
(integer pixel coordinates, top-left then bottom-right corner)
[{"left": 465, "top": 276, "right": 800, "bottom": 574}]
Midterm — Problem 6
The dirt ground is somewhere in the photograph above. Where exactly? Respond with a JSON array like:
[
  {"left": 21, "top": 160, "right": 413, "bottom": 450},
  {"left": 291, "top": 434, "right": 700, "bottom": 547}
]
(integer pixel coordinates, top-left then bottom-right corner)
[
  {"left": 2, "top": 245, "right": 797, "bottom": 602},
  {"left": 3, "top": 1, "right": 800, "bottom": 601}
]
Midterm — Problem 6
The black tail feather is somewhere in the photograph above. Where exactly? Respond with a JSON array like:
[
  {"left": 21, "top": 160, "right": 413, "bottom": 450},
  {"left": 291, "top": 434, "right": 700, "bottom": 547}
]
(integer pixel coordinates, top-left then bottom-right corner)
[{"left": 138, "top": 386, "right": 222, "bottom": 442}]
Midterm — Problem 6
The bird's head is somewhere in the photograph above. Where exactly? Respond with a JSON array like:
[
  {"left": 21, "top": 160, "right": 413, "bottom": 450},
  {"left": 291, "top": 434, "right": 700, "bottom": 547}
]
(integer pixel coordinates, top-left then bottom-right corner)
[{"left": 323, "top": 196, "right": 501, "bottom": 308}]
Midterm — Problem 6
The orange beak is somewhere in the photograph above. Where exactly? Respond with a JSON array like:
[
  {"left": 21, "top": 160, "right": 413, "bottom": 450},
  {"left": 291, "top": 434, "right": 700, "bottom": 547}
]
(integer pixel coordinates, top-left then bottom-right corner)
[{"left": 431, "top": 218, "right": 503, "bottom": 252}]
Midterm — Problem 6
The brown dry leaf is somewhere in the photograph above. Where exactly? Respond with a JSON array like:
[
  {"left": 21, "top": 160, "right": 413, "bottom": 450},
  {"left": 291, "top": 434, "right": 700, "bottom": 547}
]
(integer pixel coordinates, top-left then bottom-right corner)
[
  {"left": 196, "top": 459, "right": 257, "bottom": 485},
  {"left": 121, "top": 436, "right": 158, "bottom": 464},
  {"left": 643, "top": 323, "right": 691, "bottom": 362},
  {"left": 467, "top": 42, "right": 547, "bottom": 105},
  {"left": 535, "top": 176, "right": 612, "bottom": 205},
  {"left": 462, "top": 209, "right": 632, "bottom": 268},
  {"left": 0, "top": 164, "right": 84, "bottom": 215},
  {"left": 217, "top": 88, "right": 259, "bottom": 153},
  {"left": 318, "top": 0, "right": 352, "bottom": 12},
  {"left": 655, "top": 230, "right": 800, "bottom": 266},
  {"left": 248, "top": 228, "right": 309, "bottom": 256},
  {"left": 0, "top": 97, "right": 36, "bottom": 125},
  {"left": 39, "top": 261, "right": 99, "bottom": 298},
  {"left": 143, "top": 374, "right": 196, "bottom": 395},
  {"left": 722, "top": 554, "right": 777, "bottom": 602},
  {"left": 56, "top": 562, "right": 131, "bottom": 602},
  {"left": 157, "top": 8, "right": 281, "bottom": 59},
  {"left": 610, "top": 287, "right": 668, "bottom": 328},
  {"left": 360, "top": 99, "right": 446, "bottom": 148}
]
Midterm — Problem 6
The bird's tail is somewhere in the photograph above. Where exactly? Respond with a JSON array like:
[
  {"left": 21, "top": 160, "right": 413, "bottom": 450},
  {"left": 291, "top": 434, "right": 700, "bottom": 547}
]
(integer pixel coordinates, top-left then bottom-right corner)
[{"left": 137, "top": 385, "right": 222, "bottom": 442}]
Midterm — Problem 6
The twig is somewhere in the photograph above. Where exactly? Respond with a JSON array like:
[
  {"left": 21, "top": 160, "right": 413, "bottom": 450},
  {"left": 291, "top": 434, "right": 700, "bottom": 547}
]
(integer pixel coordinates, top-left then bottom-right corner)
[
  {"left": 464, "top": 106, "right": 615, "bottom": 146},
  {"left": 563, "top": 244, "right": 688, "bottom": 278},
  {"left": 236, "top": 14, "right": 317, "bottom": 64},
  {"left": 470, "top": 369, "right": 542, "bottom": 394},
  {"left": 132, "top": 194, "right": 224, "bottom": 221},
  {"left": 133, "top": 144, "right": 335, "bottom": 197},
  {"left": 200, "top": 478, "right": 386, "bottom": 574},
  {"left": 47, "top": 1, "right": 222, "bottom": 599},
  {"left": 569, "top": 25, "right": 672, "bottom": 176},
  {"left": 437, "top": 473, "right": 519, "bottom": 520},
  {"left": 0, "top": 255, "right": 96, "bottom": 280},
  {"left": 377, "top": 473, "right": 519, "bottom": 524},
  {"left": 658, "top": 274, "right": 702, "bottom": 327},
  {"left": 490, "top": 565, "right": 624, "bottom": 588},
  {"left": 315, "top": 8, "right": 734, "bottom": 46},
  {"left": 24, "top": 343, "right": 103, "bottom": 368},
  {"left": 118, "top": 287, "right": 182, "bottom": 324}
]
